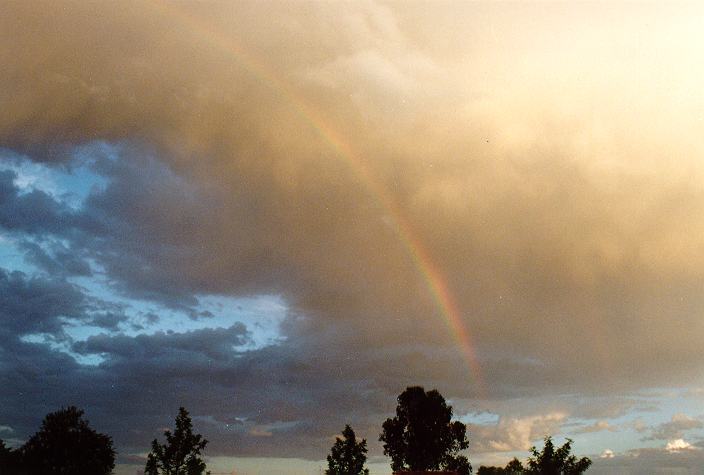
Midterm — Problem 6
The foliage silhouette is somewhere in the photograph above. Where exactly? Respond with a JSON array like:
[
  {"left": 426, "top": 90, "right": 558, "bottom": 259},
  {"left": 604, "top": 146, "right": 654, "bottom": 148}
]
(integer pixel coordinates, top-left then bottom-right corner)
[
  {"left": 379, "top": 386, "right": 471, "bottom": 475},
  {"left": 477, "top": 437, "right": 591, "bottom": 474},
  {"left": 326, "top": 424, "right": 369, "bottom": 475},
  {"left": 19, "top": 406, "right": 115, "bottom": 475},
  {"left": 0, "top": 439, "right": 21, "bottom": 473},
  {"left": 525, "top": 436, "right": 591, "bottom": 474},
  {"left": 477, "top": 458, "right": 523, "bottom": 474},
  {"left": 145, "top": 407, "right": 210, "bottom": 475}
]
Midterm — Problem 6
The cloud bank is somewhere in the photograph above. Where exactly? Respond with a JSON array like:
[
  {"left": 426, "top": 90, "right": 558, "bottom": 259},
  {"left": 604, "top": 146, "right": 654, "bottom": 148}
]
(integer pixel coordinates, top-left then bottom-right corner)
[{"left": 1, "top": 1, "right": 704, "bottom": 472}]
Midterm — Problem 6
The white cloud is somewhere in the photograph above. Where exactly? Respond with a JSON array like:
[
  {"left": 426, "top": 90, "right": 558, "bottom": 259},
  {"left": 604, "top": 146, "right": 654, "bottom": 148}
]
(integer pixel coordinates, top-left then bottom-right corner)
[
  {"left": 600, "top": 449, "right": 615, "bottom": 458},
  {"left": 665, "top": 439, "right": 698, "bottom": 453},
  {"left": 472, "top": 412, "right": 567, "bottom": 453}
]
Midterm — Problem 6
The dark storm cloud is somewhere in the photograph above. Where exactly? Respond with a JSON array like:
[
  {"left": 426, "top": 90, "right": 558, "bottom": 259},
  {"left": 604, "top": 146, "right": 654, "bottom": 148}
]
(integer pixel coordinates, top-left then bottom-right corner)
[
  {"left": 73, "top": 323, "right": 251, "bottom": 363},
  {"left": 0, "top": 267, "right": 85, "bottom": 337}
]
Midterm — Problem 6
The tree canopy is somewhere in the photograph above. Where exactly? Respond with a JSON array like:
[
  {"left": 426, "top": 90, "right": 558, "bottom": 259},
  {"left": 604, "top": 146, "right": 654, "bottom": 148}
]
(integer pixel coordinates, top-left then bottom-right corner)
[
  {"left": 477, "top": 436, "right": 591, "bottom": 475},
  {"left": 526, "top": 436, "right": 591, "bottom": 475},
  {"left": 145, "top": 407, "right": 210, "bottom": 475},
  {"left": 379, "top": 386, "right": 471, "bottom": 475},
  {"left": 19, "top": 406, "right": 115, "bottom": 475},
  {"left": 326, "top": 424, "right": 370, "bottom": 475}
]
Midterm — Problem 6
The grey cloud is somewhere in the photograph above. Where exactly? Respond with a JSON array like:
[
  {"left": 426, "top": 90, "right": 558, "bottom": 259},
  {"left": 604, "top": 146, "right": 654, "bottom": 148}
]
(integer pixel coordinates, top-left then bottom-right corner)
[
  {"left": 0, "top": 170, "right": 76, "bottom": 235},
  {"left": 86, "top": 312, "right": 130, "bottom": 331},
  {"left": 18, "top": 239, "right": 92, "bottom": 277},
  {"left": 73, "top": 323, "right": 251, "bottom": 363},
  {"left": 0, "top": 267, "right": 86, "bottom": 337},
  {"left": 643, "top": 414, "right": 704, "bottom": 442},
  {"left": 591, "top": 442, "right": 704, "bottom": 475},
  {"left": 573, "top": 420, "right": 617, "bottom": 434}
]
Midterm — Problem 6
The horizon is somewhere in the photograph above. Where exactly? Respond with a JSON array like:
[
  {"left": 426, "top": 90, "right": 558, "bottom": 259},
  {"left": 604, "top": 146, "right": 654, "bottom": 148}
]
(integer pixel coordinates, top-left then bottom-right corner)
[{"left": 1, "top": 1, "right": 704, "bottom": 474}]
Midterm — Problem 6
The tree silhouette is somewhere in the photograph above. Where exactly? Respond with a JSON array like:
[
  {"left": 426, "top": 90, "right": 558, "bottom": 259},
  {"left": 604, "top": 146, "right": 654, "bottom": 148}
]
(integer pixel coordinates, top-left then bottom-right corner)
[
  {"left": 379, "top": 386, "right": 471, "bottom": 475},
  {"left": 504, "top": 458, "right": 524, "bottom": 474},
  {"left": 477, "top": 467, "right": 505, "bottom": 475},
  {"left": 20, "top": 406, "right": 115, "bottom": 475},
  {"left": 477, "top": 437, "right": 590, "bottom": 475},
  {"left": 525, "top": 436, "right": 591, "bottom": 474},
  {"left": 326, "top": 425, "right": 369, "bottom": 475},
  {"left": 145, "top": 407, "right": 209, "bottom": 475},
  {"left": 0, "top": 439, "right": 21, "bottom": 473},
  {"left": 477, "top": 458, "right": 523, "bottom": 474}
]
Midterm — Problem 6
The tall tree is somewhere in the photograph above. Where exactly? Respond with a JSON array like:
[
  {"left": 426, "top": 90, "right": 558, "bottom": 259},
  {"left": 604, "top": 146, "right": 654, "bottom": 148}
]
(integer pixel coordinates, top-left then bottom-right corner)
[
  {"left": 145, "top": 407, "right": 209, "bottom": 475},
  {"left": 21, "top": 406, "right": 115, "bottom": 475},
  {"left": 525, "top": 437, "right": 591, "bottom": 475},
  {"left": 326, "top": 425, "right": 369, "bottom": 475},
  {"left": 379, "top": 386, "right": 471, "bottom": 475}
]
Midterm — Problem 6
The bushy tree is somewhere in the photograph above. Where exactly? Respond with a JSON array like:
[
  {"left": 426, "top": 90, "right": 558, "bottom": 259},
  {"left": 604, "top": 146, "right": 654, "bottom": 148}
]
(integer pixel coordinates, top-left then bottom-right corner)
[
  {"left": 145, "top": 407, "right": 209, "bottom": 475},
  {"left": 20, "top": 406, "right": 115, "bottom": 475},
  {"left": 326, "top": 425, "right": 369, "bottom": 475},
  {"left": 525, "top": 437, "right": 591, "bottom": 475},
  {"left": 380, "top": 386, "right": 471, "bottom": 475}
]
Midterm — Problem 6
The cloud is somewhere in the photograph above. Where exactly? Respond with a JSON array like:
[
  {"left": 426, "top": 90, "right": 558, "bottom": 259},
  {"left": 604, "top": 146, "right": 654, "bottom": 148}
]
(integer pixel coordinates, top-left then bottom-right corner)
[
  {"left": 73, "top": 323, "right": 251, "bottom": 363},
  {"left": 0, "top": 170, "right": 77, "bottom": 235},
  {"left": 665, "top": 439, "right": 698, "bottom": 453},
  {"left": 592, "top": 439, "right": 704, "bottom": 474},
  {"left": 2, "top": 0, "right": 704, "bottom": 467},
  {"left": 2, "top": 0, "right": 704, "bottom": 394},
  {"left": 471, "top": 412, "right": 567, "bottom": 453},
  {"left": 18, "top": 240, "right": 92, "bottom": 277},
  {"left": 644, "top": 413, "right": 703, "bottom": 441},
  {"left": 575, "top": 420, "right": 617, "bottom": 434},
  {"left": 0, "top": 267, "right": 86, "bottom": 338}
]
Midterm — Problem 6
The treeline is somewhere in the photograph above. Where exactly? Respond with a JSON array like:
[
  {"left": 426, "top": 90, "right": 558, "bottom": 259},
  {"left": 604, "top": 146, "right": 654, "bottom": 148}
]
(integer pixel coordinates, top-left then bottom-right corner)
[
  {"left": 0, "top": 406, "right": 206, "bottom": 475},
  {"left": 475, "top": 438, "right": 591, "bottom": 474},
  {"left": 0, "top": 386, "right": 592, "bottom": 475}
]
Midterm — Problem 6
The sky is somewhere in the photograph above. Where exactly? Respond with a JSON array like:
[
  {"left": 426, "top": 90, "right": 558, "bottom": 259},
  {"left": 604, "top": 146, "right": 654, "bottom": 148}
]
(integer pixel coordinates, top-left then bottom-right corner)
[{"left": 1, "top": 1, "right": 704, "bottom": 474}]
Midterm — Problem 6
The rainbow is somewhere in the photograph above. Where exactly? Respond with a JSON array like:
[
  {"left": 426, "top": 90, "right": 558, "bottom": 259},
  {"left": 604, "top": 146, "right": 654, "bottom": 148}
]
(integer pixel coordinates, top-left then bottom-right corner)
[{"left": 147, "top": 0, "right": 486, "bottom": 395}]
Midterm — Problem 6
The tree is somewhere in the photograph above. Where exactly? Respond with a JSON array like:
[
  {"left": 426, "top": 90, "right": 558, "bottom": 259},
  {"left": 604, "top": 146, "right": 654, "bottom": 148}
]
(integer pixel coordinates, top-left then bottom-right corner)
[
  {"left": 477, "top": 437, "right": 590, "bottom": 475},
  {"left": 505, "top": 458, "right": 525, "bottom": 474},
  {"left": 326, "top": 425, "right": 369, "bottom": 475},
  {"left": 477, "top": 467, "right": 505, "bottom": 475},
  {"left": 0, "top": 439, "right": 21, "bottom": 473},
  {"left": 379, "top": 386, "right": 471, "bottom": 475},
  {"left": 145, "top": 407, "right": 209, "bottom": 475},
  {"left": 525, "top": 437, "right": 591, "bottom": 475},
  {"left": 20, "top": 406, "right": 115, "bottom": 475},
  {"left": 477, "top": 458, "right": 523, "bottom": 474}
]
